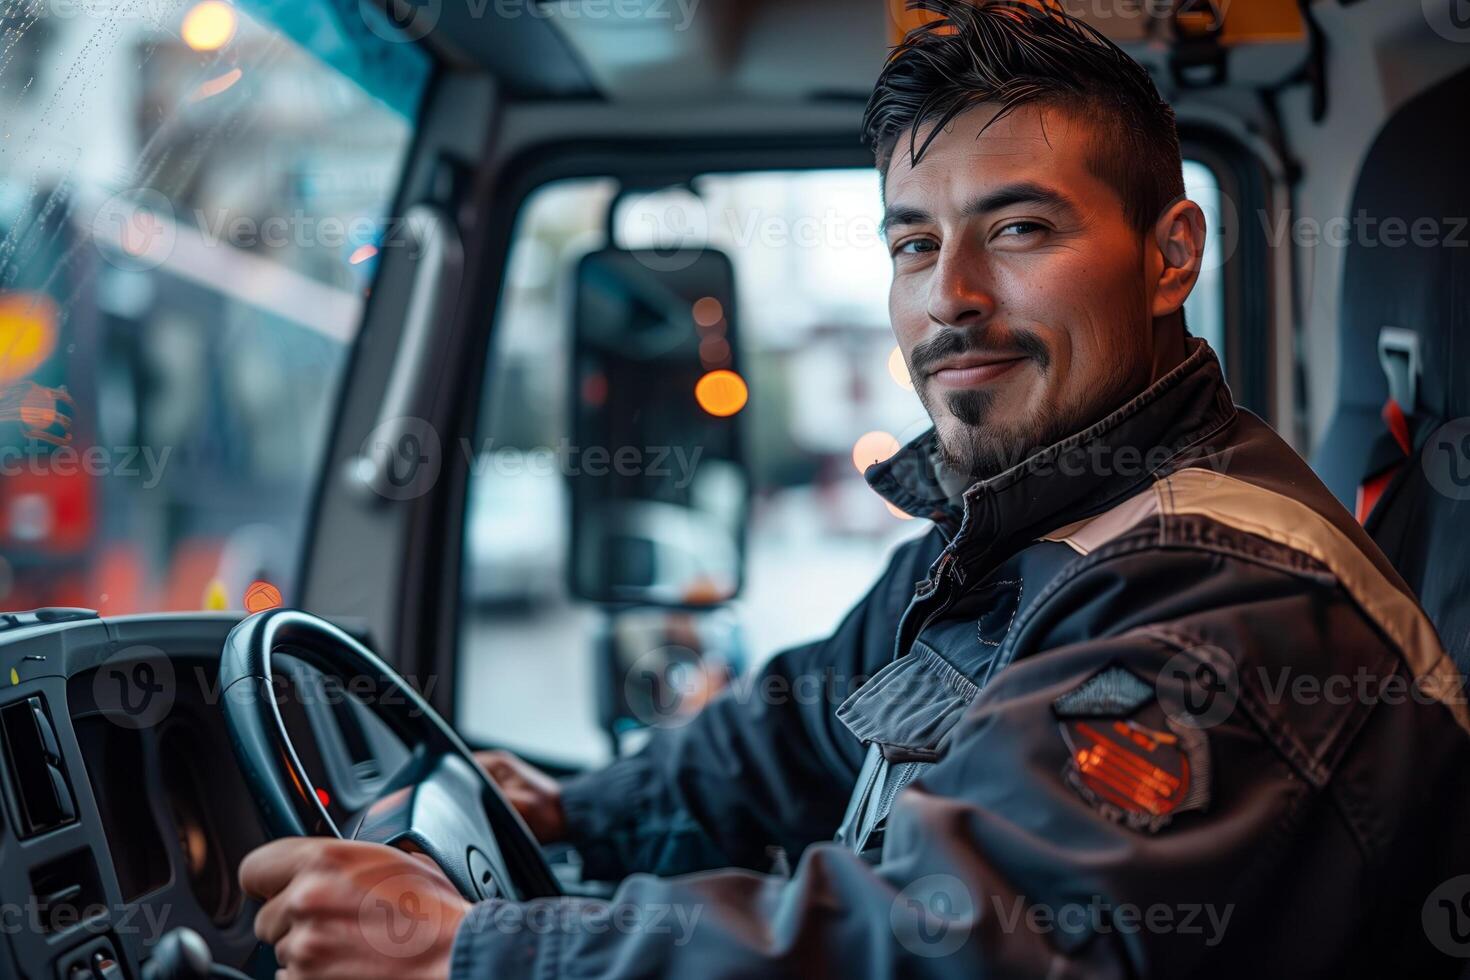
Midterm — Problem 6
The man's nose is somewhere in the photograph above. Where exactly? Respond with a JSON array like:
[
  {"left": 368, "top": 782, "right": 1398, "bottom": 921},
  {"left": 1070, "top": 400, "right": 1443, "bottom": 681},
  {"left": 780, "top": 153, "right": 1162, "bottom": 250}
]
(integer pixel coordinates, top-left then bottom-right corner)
[{"left": 926, "top": 244, "right": 996, "bottom": 329}]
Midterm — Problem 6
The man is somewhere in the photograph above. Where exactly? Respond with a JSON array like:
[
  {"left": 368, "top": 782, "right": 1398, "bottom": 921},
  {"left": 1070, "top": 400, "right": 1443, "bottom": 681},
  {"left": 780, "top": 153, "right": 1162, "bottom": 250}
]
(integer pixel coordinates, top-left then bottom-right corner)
[{"left": 240, "top": 2, "right": 1470, "bottom": 975}]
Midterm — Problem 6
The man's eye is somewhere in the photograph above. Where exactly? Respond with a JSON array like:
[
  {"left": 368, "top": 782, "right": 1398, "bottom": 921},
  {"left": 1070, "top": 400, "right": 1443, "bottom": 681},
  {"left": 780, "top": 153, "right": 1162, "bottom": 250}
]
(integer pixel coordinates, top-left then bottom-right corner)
[
  {"left": 997, "top": 221, "right": 1046, "bottom": 238},
  {"left": 893, "top": 238, "right": 937, "bottom": 255}
]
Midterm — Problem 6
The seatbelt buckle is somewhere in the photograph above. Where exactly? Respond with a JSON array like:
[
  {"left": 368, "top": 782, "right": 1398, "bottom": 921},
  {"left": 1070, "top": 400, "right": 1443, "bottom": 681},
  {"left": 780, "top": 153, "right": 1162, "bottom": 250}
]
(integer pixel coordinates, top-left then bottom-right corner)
[{"left": 1377, "top": 326, "right": 1421, "bottom": 416}]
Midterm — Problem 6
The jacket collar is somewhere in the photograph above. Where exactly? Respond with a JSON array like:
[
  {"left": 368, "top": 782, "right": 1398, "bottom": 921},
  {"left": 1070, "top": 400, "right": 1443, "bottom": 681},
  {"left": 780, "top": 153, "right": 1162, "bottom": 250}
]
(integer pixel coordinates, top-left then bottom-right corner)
[{"left": 866, "top": 337, "right": 1238, "bottom": 563}]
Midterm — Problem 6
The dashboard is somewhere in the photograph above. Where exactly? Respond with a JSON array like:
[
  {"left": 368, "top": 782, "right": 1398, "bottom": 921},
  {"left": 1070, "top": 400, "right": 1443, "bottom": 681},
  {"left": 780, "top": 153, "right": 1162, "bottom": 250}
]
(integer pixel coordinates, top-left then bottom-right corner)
[{"left": 0, "top": 611, "right": 408, "bottom": 980}]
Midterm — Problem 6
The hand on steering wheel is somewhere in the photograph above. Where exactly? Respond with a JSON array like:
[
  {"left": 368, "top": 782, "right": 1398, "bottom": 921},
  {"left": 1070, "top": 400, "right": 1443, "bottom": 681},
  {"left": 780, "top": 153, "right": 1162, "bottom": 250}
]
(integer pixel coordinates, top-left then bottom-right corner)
[
  {"left": 241, "top": 837, "right": 468, "bottom": 979},
  {"left": 220, "top": 608, "right": 561, "bottom": 917}
]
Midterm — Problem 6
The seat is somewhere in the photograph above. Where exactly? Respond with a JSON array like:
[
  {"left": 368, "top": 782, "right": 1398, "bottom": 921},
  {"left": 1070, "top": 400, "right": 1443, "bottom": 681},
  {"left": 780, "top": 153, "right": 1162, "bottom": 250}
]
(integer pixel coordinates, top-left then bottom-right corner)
[{"left": 1312, "top": 65, "right": 1470, "bottom": 671}]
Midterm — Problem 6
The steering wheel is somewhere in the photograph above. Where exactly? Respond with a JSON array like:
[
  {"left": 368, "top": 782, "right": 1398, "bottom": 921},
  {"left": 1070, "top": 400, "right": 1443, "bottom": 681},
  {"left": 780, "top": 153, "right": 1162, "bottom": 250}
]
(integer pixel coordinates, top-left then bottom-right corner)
[{"left": 219, "top": 608, "right": 561, "bottom": 903}]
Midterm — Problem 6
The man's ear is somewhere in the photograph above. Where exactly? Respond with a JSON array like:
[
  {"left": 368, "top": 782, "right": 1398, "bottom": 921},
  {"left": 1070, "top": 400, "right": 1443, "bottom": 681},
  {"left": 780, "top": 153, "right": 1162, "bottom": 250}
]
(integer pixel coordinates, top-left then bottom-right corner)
[{"left": 1149, "top": 198, "right": 1207, "bottom": 319}]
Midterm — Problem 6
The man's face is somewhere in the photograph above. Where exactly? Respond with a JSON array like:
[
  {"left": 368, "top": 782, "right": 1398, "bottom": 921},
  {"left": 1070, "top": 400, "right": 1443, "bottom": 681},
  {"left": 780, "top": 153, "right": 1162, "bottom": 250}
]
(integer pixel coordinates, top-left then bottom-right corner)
[{"left": 883, "top": 103, "right": 1157, "bottom": 480}]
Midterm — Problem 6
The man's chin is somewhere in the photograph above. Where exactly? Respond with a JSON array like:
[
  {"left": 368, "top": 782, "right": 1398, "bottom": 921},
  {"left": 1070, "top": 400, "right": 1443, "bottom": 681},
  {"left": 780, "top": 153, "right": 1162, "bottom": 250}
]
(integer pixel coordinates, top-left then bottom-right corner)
[{"left": 935, "top": 422, "right": 1036, "bottom": 484}]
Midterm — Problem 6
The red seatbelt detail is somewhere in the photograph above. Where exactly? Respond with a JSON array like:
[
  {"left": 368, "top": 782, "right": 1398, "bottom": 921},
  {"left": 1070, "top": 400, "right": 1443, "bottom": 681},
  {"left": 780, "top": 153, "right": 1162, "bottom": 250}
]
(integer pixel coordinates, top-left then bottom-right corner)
[
  {"left": 1382, "top": 398, "right": 1412, "bottom": 457},
  {"left": 1355, "top": 468, "right": 1395, "bottom": 524},
  {"left": 1354, "top": 398, "right": 1412, "bottom": 525}
]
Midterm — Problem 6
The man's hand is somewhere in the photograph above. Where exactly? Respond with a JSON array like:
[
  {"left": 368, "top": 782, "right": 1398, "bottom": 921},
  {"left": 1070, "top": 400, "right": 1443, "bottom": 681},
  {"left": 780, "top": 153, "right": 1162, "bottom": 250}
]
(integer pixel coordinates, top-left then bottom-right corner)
[
  {"left": 240, "top": 838, "right": 470, "bottom": 980},
  {"left": 474, "top": 749, "right": 567, "bottom": 843}
]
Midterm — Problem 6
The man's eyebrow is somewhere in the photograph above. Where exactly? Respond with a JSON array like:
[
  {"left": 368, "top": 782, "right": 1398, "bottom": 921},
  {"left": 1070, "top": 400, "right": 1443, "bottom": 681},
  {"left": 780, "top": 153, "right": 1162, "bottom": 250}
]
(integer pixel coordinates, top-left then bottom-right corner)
[
  {"left": 963, "top": 182, "right": 1076, "bottom": 218},
  {"left": 880, "top": 205, "right": 932, "bottom": 236},
  {"left": 881, "top": 182, "right": 1077, "bottom": 236}
]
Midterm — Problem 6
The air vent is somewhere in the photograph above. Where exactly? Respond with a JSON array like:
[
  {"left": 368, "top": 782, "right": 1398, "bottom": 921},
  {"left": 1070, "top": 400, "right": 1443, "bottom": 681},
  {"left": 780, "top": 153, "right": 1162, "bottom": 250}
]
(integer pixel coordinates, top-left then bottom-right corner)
[{"left": 0, "top": 695, "right": 77, "bottom": 837}]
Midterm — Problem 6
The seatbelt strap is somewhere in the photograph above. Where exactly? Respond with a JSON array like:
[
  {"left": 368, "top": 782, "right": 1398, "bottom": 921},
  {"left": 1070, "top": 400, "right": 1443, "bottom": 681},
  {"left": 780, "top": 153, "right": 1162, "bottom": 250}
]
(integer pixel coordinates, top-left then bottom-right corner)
[{"left": 1354, "top": 398, "right": 1412, "bottom": 524}]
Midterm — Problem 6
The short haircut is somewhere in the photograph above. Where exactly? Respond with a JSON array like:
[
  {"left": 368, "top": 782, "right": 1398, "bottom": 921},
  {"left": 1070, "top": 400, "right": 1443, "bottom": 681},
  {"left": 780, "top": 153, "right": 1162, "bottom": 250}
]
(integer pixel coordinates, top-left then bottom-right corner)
[{"left": 864, "top": 0, "right": 1185, "bottom": 233}]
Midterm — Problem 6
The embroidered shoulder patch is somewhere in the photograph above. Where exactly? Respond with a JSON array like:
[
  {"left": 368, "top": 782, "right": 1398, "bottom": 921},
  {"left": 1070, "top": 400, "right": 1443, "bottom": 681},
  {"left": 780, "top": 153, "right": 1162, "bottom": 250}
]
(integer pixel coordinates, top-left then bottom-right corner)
[
  {"left": 1053, "top": 666, "right": 1210, "bottom": 833},
  {"left": 1051, "top": 665, "right": 1152, "bottom": 717}
]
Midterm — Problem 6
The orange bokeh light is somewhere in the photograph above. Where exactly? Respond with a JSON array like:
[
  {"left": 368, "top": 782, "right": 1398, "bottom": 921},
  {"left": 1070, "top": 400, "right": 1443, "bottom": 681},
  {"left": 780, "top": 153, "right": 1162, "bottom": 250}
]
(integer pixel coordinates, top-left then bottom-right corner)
[
  {"left": 695, "top": 369, "right": 748, "bottom": 417},
  {"left": 887, "top": 345, "right": 913, "bottom": 389},
  {"left": 692, "top": 296, "right": 724, "bottom": 329},
  {"left": 698, "top": 334, "right": 730, "bottom": 366},
  {"left": 0, "top": 293, "right": 59, "bottom": 383},
  {"left": 852, "top": 430, "right": 901, "bottom": 473}
]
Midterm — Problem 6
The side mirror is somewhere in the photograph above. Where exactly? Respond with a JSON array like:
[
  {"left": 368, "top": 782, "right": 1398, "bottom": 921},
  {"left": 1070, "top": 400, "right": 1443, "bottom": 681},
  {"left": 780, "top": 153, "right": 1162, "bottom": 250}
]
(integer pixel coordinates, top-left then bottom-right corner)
[{"left": 568, "top": 247, "right": 749, "bottom": 607}]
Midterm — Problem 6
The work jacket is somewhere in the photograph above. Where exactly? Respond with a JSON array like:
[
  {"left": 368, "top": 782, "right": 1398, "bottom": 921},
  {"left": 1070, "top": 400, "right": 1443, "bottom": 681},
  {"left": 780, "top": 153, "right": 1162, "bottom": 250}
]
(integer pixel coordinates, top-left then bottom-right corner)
[{"left": 451, "top": 338, "right": 1470, "bottom": 977}]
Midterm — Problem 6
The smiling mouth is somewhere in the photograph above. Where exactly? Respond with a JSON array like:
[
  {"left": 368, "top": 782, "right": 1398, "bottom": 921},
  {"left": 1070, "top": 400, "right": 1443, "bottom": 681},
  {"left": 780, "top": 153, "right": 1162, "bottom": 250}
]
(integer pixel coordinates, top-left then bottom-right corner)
[{"left": 927, "top": 355, "right": 1029, "bottom": 387}]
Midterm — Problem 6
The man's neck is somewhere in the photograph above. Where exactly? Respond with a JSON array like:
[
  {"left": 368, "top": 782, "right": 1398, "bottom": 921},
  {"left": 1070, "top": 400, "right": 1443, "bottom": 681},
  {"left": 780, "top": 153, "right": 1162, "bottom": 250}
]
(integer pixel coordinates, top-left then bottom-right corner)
[{"left": 1149, "top": 319, "right": 1189, "bottom": 383}]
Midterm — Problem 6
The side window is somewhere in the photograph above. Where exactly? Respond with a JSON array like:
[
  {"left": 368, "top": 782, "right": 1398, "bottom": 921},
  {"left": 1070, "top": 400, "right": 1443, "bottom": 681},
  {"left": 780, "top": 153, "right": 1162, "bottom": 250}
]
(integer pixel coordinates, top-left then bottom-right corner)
[
  {"left": 0, "top": 1, "right": 427, "bottom": 614},
  {"left": 1182, "top": 160, "right": 1226, "bottom": 367},
  {"left": 457, "top": 163, "right": 1229, "bottom": 767}
]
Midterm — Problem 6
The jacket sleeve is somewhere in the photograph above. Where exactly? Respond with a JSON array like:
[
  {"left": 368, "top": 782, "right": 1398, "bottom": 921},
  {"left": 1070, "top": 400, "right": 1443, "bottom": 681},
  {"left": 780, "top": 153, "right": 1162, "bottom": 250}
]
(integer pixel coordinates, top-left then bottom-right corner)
[
  {"left": 451, "top": 546, "right": 1429, "bottom": 978},
  {"left": 556, "top": 531, "right": 943, "bottom": 880}
]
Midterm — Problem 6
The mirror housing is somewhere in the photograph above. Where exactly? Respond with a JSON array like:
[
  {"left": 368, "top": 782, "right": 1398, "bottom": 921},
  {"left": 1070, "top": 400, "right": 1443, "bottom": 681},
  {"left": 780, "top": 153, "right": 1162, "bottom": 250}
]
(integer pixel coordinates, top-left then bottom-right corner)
[{"left": 568, "top": 247, "right": 749, "bottom": 607}]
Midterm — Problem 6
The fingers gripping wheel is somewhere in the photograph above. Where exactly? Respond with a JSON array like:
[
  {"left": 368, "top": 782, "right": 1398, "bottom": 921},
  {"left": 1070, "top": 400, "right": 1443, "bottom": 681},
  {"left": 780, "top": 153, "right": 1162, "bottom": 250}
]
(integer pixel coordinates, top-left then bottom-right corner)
[{"left": 219, "top": 609, "right": 561, "bottom": 902}]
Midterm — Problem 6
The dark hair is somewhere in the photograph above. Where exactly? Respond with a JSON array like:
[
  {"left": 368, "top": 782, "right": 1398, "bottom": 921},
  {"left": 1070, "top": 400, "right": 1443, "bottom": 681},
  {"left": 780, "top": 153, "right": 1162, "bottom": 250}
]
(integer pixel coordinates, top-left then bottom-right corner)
[{"left": 864, "top": 0, "right": 1185, "bottom": 233}]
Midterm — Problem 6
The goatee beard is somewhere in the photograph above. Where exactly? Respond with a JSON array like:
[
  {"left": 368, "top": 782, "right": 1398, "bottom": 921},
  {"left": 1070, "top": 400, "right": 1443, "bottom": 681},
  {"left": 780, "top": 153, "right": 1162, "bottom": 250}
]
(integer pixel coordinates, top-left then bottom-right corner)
[{"left": 934, "top": 389, "right": 1062, "bottom": 483}]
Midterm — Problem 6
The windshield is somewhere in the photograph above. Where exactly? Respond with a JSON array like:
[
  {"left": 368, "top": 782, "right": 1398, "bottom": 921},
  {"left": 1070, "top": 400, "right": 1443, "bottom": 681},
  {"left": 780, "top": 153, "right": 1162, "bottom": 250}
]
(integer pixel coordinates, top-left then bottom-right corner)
[{"left": 0, "top": 0, "right": 428, "bottom": 614}]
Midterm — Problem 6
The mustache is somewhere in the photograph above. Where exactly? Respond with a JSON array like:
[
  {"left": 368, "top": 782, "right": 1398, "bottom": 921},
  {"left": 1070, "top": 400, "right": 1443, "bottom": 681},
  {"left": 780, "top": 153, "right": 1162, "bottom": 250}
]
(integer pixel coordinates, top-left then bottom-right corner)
[{"left": 908, "top": 327, "right": 1051, "bottom": 379}]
